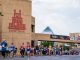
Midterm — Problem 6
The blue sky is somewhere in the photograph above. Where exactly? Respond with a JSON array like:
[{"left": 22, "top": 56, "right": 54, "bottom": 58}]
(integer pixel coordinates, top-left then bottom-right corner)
[{"left": 32, "top": 0, "right": 80, "bottom": 35}]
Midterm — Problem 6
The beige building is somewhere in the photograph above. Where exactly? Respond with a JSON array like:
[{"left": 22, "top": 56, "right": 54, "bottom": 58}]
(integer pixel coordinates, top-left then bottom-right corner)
[
  {"left": 0, "top": 0, "right": 34, "bottom": 47},
  {"left": 0, "top": 0, "right": 80, "bottom": 48}
]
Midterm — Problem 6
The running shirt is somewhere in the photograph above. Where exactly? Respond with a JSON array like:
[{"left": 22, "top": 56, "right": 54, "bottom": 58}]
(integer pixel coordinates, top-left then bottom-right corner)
[
  {"left": 27, "top": 48, "right": 31, "bottom": 51},
  {"left": 49, "top": 46, "right": 52, "bottom": 51},
  {"left": 9, "top": 45, "right": 15, "bottom": 51},
  {"left": 25, "top": 47, "right": 31, "bottom": 54},
  {"left": 25, "top": 46, "right": 31, "bottom": 52}
]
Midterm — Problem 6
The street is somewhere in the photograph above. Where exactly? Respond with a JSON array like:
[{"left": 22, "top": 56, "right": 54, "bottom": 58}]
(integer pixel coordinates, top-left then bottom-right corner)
[{"left": 0, "top": 55, "right": 80, "bottom": 60}]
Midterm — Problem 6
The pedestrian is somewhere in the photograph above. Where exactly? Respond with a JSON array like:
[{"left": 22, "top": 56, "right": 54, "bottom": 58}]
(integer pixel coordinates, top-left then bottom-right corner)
[
  {"left": 14, "top": 47, "right": 17, "bottom": 57},
  {"left": 1, "top": 40, "right": 7, "bottom": 58},
  {"left": 1, "top": 45, "right": 6, "bottom": 58},
  {"left": 46, "top": 46, "right": 49, "bottom": 55},
  {"left": 20, "top": 43, "right": 25, "bottom": 57},
  {"left": 43, "top": 47, "right": 46, "bottom": 55},
  {"left": 26, "top": 45, "right": 31, "bottom": 56},
  {"left": 38, "top": 45, "right": 41, "bottom": 56},
  {"left": 35, "top": 45, "right": 39, "bottom": 55},
  {"left": 59, "top": 46, "right": 63, "bottom": 55},
  {"left": 49, "top": 45, "right": 52, "bottom": 55},
  {"left": 41, "top": 45, "right": 44, "bottom": 56},
  {"left": 1, "top": 40, "right": 7, "bottom": 47},
  {"left": 9, "top": 43, "right": 15, "bottom": 57},
  {"left": 54, "top": 46, "right": 57, "bottom": 55},
  {"left": 30, "top": 47, "right": 34, "bottom": 56}
]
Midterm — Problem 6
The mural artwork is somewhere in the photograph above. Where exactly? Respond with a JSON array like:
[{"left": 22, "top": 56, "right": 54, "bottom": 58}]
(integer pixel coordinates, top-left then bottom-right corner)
[{"left": 9, "top": 10, "right": 26, "bottom": 32}]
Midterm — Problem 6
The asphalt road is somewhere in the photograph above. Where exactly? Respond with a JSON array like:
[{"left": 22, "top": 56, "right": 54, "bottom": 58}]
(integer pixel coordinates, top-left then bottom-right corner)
[{"left": 0, "top": 55, "right": 80, "bottom": 60}]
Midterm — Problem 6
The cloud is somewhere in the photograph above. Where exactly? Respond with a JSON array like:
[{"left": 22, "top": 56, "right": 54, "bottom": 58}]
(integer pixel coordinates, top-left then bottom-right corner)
[{"left": 32, "top": 0, "right": 80, "bottom": 35}]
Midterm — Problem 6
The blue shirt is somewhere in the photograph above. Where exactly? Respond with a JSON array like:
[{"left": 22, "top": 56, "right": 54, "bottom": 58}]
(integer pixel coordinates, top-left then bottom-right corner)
[
  {"left": 9, "top": 45, "right": 15, "bottom": 51},
  {"left": 1, "top": 41, "right": 7, "bottom": 47}
]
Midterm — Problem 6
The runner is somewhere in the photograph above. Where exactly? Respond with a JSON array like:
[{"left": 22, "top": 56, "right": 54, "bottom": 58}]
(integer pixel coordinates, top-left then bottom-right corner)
[
  {"left": 25, "top": 42, "right": 31, "bottom": 56},
  {"left": 30, "top": 47, "right": 34, "bottom": 56},
  {"left": 49, "top": 45, "right": 52, "bottom": 55},
  {"left": 26, "top": 46, "right": 31, "bottom": 56},
  {"left": 1, "top": 40, "right": 7, "bottom": 58},
  {"left": 20, "top": 43, "right": 25, "bottom": 57},
  {"left": 9, "top": 43, "right": 15, "bottom": 58}
]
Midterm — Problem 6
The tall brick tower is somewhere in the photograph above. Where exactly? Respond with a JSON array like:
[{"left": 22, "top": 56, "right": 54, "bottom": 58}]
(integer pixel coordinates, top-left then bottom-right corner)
[{"left": 0, "top": 0, "right": 35, "bottom": 47}]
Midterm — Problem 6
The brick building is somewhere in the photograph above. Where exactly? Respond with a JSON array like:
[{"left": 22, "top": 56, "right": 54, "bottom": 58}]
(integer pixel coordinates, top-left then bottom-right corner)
[{"left": 0, "top": 0, "right": 80, "bottom": 48}]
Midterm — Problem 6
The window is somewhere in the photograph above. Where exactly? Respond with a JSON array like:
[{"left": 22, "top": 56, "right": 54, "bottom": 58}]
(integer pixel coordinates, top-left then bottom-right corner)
[
  {"left": 31, "top": 24, "right": 35, "bottom": 32},
  {"left": 0, "top": 12, "right": 3, "bottom": 16}
]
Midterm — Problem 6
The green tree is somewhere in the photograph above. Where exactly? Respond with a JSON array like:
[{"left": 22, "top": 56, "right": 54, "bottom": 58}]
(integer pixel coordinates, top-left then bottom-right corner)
[{"left": 41, "top": 41, "right": 54, "bottom": 47}]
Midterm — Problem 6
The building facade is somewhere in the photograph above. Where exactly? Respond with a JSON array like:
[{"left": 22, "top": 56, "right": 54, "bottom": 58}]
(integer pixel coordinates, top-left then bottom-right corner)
[
  {"left": 0, "top": 0, "right": 35, "bottom": 47},
  {"left": 0, "top": 0, "right": 80, "bottom": 48}
]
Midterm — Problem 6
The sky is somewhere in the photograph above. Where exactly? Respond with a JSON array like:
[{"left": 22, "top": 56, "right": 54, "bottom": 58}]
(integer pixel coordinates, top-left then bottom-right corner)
[{"left": 32, "top": 0, "right": 80, "bottom": 35}]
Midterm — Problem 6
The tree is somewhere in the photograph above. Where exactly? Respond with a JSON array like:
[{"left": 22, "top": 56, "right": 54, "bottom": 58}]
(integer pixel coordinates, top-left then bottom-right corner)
[{"left": 41, "top": 41, "right": 54, "bottom": 47}]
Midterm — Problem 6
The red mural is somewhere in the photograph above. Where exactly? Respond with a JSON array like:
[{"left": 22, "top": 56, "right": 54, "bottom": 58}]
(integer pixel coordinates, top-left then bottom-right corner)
[{"left": 9, "top": 10, "right": 26, "bottom": 32}]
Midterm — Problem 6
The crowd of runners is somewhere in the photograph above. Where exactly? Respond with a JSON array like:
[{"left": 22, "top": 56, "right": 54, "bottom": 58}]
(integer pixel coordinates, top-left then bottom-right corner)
[
  {"left": 0, "top": 40, "right": 80, "bottom": 58},
  {"left": 20, "top": 42, "right": 63, "bottom": 57}
]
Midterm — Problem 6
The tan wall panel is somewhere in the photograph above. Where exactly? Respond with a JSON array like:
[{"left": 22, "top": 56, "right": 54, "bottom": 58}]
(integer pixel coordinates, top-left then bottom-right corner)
[
  {"left": 2, "top": 0, "right": 32, "bottom": 16},
  {"left": 35, "top": 33, "right": 50, "bottom": 40},
  {"left": 1, "top": 0, "right": 32, "bottom": 46},
  {"left": 2, "top": 32, "right": 31, "bottom": 47},
  {"left": 31, "top": 33, "right": 35, "bottom": 40}
]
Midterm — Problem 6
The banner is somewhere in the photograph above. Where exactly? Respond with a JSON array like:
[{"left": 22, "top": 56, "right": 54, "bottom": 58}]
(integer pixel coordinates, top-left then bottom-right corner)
[{"left": 50, "top": 35, "right": 70, "bottom": 40}]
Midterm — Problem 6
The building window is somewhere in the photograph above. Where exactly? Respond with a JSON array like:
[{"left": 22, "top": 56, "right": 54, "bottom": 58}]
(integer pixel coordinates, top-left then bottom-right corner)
[
  {"left": 0, "top": 12, "right": 3, "bottom": 16},
  {"left": 31, "top": 40, "right": 35, "bottom": 47},
  {"left": 31, "top": 24, "right": 35, "bottom": 32}
]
